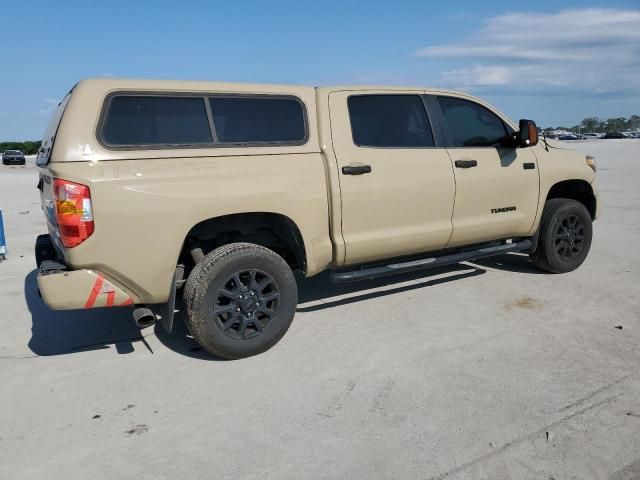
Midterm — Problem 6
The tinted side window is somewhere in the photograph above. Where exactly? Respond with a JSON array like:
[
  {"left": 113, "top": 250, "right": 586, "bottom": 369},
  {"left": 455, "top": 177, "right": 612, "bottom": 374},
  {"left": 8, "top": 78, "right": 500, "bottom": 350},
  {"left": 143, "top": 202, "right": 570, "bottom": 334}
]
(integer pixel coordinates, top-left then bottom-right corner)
[
  {"left": 348, "top": 95, "right": 434, "bottom": 147},
  {"left": 209, "top": 96, "right": 306, "bottom": 144},
  {"left": 101, "top": 96, "right": 212, "bottom": 146},
  {"left": 437, "top": 96, "right": 507, "bottom": 147}
]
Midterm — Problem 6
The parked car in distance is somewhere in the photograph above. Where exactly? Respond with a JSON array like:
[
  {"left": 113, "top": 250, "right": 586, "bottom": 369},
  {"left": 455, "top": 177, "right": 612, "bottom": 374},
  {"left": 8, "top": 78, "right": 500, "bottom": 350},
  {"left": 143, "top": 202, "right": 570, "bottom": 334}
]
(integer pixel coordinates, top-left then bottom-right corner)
[
  {"left": 582, "top": 133, "right": 600, "bottom": 139},
  {"left": 34, "top": 78, "right": 600, "bottom": 359},
  {"left": 603, "top": 132, "right": 626, "bottom": 139},
  {"left": 2, "top": 150, "right": 26, "bottom": 165},
  {"left": 558, "top": 134, "right": 579, "bottom": 140},
  {"left": 624, "top": 132, "right": 640, "bottom": 138}
]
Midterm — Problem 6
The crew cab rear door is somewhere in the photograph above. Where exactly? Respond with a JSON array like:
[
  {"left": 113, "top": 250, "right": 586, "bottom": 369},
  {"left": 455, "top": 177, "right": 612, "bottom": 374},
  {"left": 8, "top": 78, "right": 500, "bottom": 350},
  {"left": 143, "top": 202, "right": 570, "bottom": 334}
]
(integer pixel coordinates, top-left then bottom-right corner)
[
  {"left": 329, "top": 91, "right": 455, "bottom": 265},
  {"left": 431, "top": 94, "right": 540, "bottom": 247}
]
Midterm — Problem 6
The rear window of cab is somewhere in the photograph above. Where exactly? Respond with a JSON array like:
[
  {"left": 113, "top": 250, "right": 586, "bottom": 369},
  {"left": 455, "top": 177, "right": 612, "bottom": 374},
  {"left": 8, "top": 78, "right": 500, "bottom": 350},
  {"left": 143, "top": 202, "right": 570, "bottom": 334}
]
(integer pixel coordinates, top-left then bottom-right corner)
[{"left": 98, "top": 93, "right": 308, "bottom": 149}]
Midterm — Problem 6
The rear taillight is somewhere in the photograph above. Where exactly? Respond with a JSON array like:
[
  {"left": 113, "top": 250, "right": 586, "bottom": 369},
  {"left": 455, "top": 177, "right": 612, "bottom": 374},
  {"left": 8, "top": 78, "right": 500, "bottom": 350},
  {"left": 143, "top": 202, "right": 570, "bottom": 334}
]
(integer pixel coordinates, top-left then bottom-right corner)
[{"left": 53, "top": 178, "right": 94, "bottom": 248}]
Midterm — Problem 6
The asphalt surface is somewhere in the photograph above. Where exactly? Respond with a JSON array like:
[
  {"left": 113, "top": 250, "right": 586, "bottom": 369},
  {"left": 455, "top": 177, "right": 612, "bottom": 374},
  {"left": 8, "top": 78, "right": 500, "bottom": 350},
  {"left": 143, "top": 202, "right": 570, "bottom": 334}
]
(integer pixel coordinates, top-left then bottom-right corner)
[{"left": 1, "top": 141, "right": 639, "bottom": 480}]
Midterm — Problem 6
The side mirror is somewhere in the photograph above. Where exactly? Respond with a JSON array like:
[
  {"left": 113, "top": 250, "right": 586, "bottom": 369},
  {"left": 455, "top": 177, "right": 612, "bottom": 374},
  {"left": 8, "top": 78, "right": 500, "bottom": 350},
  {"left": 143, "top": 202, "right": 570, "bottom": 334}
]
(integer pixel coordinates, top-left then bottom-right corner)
[{"left": 517, "top": 119, "right": 539, "bottom": 147}]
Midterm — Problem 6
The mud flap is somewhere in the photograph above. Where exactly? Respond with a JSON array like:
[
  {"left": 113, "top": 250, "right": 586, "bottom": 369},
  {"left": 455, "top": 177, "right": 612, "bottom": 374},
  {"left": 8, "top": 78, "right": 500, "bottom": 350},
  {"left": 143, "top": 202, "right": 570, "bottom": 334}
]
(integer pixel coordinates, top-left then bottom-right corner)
[
  {"left": 526, "top": 229, "right": 540, "bottom": 254},
  {"left": 154, "top": 272, "right": 177, "bottom": 333}
]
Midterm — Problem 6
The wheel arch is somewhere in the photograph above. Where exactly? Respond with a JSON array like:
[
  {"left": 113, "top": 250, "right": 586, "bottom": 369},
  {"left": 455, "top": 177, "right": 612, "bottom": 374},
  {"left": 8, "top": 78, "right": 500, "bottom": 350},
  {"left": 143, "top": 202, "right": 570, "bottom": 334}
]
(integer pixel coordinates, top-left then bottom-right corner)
[
  {"left": 545, "top": 179, "right": 596, "bottom": 219},
  {"left": 178, "top": 212, "right": 307, "bottom": 274}
]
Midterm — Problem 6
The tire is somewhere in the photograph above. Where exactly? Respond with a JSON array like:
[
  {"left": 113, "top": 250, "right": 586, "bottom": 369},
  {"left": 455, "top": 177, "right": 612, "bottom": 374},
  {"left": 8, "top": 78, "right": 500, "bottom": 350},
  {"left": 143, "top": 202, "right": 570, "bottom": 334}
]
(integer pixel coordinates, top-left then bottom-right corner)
[
  {"left": 183, "top": 243, "right": 298, "bottom": 359},
  {"left": 530, "top": 198, "right": 593, "bottom": 273}
]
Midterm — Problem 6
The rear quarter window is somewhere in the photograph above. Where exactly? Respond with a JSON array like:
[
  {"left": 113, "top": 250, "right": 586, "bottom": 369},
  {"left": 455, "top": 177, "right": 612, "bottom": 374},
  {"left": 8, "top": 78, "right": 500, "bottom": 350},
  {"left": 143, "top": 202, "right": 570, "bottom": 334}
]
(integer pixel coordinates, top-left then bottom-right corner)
[
  {"left": 208, "top": 96, "right": 307, "bottom": 145},
  {"left": 99, "top": 95, "right": 213, "bottom": 147}
]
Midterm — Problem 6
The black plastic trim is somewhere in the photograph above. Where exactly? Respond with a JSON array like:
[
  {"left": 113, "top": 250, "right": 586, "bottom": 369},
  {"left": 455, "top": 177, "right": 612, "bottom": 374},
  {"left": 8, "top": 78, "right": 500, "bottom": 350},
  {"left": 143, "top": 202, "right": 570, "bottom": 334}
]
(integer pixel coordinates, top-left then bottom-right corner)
[
  {"left": 342, "top": 165, "right": 372, "bottom": 175},
  {"left": 330, "top": 239, "right": 532, "bottom": 283},
  {"left": 454, "top": 159, "right": 478, "bottom": 168},
  {"left": 154, "top": 271, "right": 178, "bottom": 333},
  {"left": 421, "top": 95, "right": 451, "bottom": 148}
]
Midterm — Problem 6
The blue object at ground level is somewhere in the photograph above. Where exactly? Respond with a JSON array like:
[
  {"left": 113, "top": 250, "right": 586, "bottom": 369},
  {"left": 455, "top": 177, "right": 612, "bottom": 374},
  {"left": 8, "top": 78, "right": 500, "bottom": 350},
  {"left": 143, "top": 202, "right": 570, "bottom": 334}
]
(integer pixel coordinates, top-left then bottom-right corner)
[{"left": 0, "top": 208, "right": 7, "bottom": 260}]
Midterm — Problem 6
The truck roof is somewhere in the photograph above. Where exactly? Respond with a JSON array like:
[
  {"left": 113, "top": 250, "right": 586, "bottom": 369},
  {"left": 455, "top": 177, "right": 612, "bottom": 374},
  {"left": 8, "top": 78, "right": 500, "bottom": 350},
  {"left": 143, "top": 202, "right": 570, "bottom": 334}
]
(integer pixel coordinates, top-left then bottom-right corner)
[{"left": 75, "top": 77, "right": 464, "bottom": 96}]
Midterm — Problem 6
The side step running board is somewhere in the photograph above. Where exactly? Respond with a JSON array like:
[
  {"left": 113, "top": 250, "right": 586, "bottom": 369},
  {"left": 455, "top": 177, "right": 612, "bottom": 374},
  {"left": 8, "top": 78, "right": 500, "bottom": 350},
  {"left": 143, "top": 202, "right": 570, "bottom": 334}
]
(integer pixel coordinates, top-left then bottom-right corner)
[{"left": 330, "top": 239, "right": 532, "bottom": 283}]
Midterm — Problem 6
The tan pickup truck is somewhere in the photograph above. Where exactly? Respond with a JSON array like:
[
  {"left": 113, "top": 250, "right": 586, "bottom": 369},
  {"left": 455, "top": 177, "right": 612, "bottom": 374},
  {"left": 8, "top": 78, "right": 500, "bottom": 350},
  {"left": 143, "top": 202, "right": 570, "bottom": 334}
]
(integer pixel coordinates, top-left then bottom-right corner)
[{"left": 35, "top": 78, "right": 599, "bottom": 358}]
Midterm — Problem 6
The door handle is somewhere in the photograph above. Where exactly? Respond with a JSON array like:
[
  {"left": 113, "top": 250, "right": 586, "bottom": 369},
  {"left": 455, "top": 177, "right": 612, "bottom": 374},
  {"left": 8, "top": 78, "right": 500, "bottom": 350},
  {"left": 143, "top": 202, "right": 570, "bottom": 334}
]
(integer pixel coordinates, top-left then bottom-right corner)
[
  {"left": 523, "top": 162, "right": 536, "bottom": 170},
  {"left": 342, "top": 165, "right": 372, "bottom": 175},
  {"left": 454, "top": 160, "right": 478, "bottom": 168}
]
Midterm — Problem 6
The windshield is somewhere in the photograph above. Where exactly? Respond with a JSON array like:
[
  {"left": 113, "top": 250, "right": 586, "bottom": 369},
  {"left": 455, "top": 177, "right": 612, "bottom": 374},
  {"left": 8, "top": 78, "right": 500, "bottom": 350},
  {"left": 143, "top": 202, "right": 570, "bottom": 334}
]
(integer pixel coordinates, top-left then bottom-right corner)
[{"left": 5, "top": 150, "right": 23, "bottom": 155}]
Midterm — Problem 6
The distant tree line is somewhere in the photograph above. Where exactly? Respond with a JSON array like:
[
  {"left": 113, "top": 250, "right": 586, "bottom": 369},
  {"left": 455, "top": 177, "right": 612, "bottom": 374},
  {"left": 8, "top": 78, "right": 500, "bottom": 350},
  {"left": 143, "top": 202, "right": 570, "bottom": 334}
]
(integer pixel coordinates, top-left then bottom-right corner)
[
  {"left": 0, "top": 141, "right": 41, "bottom": 155},
  {"left": 544, "top": 115, "right": 640, "bottom": 134}
]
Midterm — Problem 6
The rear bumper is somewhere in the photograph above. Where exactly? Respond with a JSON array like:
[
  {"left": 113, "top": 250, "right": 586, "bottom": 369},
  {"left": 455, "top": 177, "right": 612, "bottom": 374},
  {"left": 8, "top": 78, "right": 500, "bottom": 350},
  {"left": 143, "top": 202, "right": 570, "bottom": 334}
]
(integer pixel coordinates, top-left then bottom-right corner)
[{"left": 36, "top": 235, "right": 134, "bottom": 310}]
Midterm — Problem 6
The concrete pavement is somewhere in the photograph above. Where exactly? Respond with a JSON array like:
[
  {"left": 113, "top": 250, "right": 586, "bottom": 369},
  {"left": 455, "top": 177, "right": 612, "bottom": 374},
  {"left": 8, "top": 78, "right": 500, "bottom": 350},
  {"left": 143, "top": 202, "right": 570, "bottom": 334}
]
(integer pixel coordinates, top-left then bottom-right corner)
[{"left": 1, "top": 141, "right": 639, "bottom": 479}]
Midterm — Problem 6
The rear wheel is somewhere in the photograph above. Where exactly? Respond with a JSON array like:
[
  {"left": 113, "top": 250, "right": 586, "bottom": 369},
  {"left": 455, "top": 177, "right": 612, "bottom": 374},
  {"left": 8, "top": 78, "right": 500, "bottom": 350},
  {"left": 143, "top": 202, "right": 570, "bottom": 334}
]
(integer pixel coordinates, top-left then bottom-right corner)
[
  {"left": 531, "top": 198, "right": 593, "bottom": 273},
  {"left": 183, "top": 243, "right": 297, "bottom": 359}
]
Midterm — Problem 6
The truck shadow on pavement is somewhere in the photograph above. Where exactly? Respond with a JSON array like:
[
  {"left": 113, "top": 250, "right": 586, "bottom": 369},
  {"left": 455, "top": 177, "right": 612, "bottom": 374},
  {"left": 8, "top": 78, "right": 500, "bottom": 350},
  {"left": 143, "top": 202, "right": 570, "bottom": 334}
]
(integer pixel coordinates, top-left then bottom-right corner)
[
  {"left": 25, "top": 253, "right": 539, "bottom": 358},
  {"left": 153, "top": 308, "right": 223, "bottom": 359},
  {"left": 469, "top": 252, "right": 546, "bottom": 275},
  {"left": 294, "top": 252, "right": 545, "bottom": 312},
  {"left": 295, "top": 264, "right": 487, "bottom": 312},
  {"left": 153, "top": 263, "right": 491, "bottom": 359},
  {"left": 24, "top": 270, "right": 142, "bottom": 356}
]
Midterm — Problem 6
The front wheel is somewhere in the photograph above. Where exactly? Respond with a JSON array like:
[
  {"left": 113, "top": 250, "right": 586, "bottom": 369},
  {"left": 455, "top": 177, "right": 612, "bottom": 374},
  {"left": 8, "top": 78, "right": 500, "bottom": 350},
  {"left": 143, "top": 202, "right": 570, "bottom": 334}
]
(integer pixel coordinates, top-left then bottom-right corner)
[
  {"left": 183, "top": 243, "right": 298, "bottom": 359},
  {"left": 530, "top": 198, "right": 593, "bottom": 273}
]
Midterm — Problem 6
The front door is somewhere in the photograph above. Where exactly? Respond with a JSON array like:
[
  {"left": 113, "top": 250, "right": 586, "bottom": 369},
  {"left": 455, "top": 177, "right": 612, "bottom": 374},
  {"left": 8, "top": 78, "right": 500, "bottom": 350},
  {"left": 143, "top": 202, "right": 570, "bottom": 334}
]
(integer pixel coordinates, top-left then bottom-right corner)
[
  {"left": 433, "top": 95, "right": 540, "bottom": 247},
  {"left": 329, "top": 91, "right": 456, "bottom": 265}
]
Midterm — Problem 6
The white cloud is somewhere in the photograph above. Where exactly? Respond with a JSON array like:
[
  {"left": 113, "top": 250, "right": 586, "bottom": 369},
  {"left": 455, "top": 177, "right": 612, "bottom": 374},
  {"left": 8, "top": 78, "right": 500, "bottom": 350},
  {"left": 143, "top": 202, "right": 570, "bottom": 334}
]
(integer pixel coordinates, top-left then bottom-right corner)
[
  {"left": 442, "top": 65, "right": 512, "bottom": 86},
  {"left": 37, "top": 98, "right": 60, "bottom": 116},
  {"left": 416, "top": 9, "right": 640, "bottom": 93}
]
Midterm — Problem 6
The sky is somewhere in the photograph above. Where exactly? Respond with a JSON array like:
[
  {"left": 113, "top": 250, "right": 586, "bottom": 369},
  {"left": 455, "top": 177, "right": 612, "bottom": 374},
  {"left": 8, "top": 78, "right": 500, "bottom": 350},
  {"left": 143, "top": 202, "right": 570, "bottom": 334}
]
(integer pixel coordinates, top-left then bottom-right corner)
[{"left": 1, "top": 0, "right": 639, "bottom": 140}]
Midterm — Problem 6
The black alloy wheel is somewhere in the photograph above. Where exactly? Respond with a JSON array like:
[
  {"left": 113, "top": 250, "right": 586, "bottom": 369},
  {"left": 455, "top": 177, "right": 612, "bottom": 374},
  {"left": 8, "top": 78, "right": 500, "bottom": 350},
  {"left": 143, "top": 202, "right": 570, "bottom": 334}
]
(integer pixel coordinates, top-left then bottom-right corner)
[
  {"left": 554, "top": 214, "right": 586, "bottom": 260},
  {"left": 213, "top": 269, "right": 280, "bottom": 340},
  {"left": 531, "top": 198, "right": 593, "bottom": 273}
]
